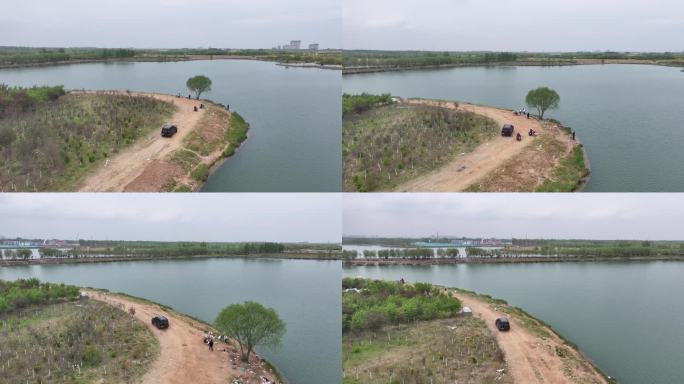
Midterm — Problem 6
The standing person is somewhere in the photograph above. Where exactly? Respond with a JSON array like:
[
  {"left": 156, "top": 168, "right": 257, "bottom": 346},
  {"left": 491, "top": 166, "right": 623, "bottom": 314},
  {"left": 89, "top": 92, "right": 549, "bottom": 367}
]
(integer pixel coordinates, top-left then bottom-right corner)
[
  {"left": 209, "top": 338, "right": 214, "bottom": 351},
  {"left": 572, "top": 131, "right": 576, "bottom": 140}
]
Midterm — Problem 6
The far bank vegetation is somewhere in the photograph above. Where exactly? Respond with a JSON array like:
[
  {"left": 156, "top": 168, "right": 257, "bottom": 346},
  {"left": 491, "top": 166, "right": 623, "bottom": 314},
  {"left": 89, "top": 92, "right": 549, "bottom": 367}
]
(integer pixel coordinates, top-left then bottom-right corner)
[{"left": 343, "top": 94, "right": 498, "bottom": 191}]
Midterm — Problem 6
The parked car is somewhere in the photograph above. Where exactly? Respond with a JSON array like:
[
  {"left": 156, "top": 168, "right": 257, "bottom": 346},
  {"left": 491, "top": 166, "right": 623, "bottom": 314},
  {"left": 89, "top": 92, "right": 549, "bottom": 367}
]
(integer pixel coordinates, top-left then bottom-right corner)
[
  {"left": 495, "top": 317, "right": 510, "bottom": 331},
  {"left": 501, "top": 124, "right": 514, "bottom": 137},
  {"left": 161, "top": 123, "right": 178, "bottom": 137},
  {"left": 152, "top": 315, "right": 169, "bottom": 329}
]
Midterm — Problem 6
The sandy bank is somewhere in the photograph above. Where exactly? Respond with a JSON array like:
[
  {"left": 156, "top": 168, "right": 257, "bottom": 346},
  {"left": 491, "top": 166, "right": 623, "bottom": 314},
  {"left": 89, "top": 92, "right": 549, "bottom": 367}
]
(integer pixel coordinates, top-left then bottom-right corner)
[
  {"left": 84, "top": 290, "right": 281, "bottom": 384},
  {"left": 74, "top": 91, "right": 241, "bottom": 192},
  {"left": 449, "top": 289, "right": 609, "bottom": 384}
]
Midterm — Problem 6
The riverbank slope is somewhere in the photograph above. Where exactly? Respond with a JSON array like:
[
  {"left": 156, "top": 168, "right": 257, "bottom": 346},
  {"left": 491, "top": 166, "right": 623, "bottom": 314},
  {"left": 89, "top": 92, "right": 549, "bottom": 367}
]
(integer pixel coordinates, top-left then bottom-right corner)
[
  {"left": 76, "top": 91, "right": 248, "bottom": 192},
  {"left": 448, "top": 288, "right": 610, "bottom": 384},
  {"left": 84, "top": 290, "right": 281, "bottom": 384}
]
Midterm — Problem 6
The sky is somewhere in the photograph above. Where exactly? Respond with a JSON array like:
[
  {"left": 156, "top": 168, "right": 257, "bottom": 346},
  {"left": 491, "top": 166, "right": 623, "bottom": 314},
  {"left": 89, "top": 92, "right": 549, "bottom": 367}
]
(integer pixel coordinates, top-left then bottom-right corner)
[
  {"left": 344, "top": 194, "right": 684, "bottom": 240},
  {"left": 343, "top": 0, "right": 684, "bottom": 51},
  {"left": 0, "top": 194, "right": 341, "bottom": 243},
  {"left": 0, "top": 0, "right": 340, "bottom": 49}
]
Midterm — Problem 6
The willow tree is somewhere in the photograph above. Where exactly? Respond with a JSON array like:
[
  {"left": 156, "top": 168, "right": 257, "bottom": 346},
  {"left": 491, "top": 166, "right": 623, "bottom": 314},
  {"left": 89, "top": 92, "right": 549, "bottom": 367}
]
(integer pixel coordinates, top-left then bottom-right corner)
[
  {"left": 186, "top": 75, "right": 212, "bottom": 99},
  {"left": 214, "top": 301, "right": 285, "bottom": 362},
  {"left": 525, "top": 87, "right": 560, "bottom": 119}
]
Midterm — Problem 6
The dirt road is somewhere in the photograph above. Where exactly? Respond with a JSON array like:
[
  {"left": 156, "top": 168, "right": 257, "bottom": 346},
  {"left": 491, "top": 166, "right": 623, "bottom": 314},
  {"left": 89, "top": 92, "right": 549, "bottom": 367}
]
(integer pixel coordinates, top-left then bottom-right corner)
[
  {"left": 84, "top": 290, "right": 279, "bottom": 384},
  {"left": 452, "top": 291, "right": 607, "bottom": 384},
  {"left": 77, "top": 93, "right": 206, "bottom": 192},
  {"left": 394, "top": 100, "right": 544, "bottom": 192}
]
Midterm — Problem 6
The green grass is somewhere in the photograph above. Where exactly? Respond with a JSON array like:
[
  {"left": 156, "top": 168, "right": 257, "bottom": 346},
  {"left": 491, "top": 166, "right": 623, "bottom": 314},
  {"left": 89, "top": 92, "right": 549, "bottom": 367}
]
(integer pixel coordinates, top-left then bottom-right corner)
[
  {"left": 0, "top": 299, "right": 158, "bottom": 384},
  {"left": 343, "top": 93, "right": 392, "bottom": 115},
  {"left": 223, "top": 112, "right": 249, "bottom": 158},
  {"left": 536, "top": 145, "right": 588, "bottom": 192},
  {"left": 169, "top": 148, "right": 202, "bottom": 172},
  {"left": 0, "top": 90, "right": 176, "bottom": 191},
  {"left": 343, "top": 101, "right": 498, "bottom": 191},
  {"left": 190, "top": 163, "right": 210, "bottom": 182}
]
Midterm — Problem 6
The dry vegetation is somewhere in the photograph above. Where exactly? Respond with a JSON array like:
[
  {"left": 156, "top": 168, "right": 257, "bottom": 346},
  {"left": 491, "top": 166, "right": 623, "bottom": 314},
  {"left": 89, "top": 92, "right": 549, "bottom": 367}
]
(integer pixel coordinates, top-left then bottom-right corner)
[
  {"left": 0, "top": 87, "right": 175, "bottom": 191},
  {"left": 343, "top": 101, "right": 498, "bottom": 191},
  {"left": 0, "top": 280, "right": 158, "bottom": 384},
  {"left": 343, "top": 279, "right": 510, "bottom": 384},
  {"left": 343, "top": 318, "right": 510, "bottom": 384}
]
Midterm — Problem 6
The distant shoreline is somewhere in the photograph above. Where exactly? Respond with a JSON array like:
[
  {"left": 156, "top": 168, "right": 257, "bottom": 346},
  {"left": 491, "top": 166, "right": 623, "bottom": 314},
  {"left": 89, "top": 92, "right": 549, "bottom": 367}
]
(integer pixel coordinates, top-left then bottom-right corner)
[
  {"left": 343, "top": 59, "right": 684, "bottom": 75},
  {"left": 0, "top": 55, "right": 337, "bottom": 70},
  {"left": 344, "top": 254, "right": 684, "bottom": 266},
  {"left": 0, "top": 252, "right": 341, "bottom": 267}
]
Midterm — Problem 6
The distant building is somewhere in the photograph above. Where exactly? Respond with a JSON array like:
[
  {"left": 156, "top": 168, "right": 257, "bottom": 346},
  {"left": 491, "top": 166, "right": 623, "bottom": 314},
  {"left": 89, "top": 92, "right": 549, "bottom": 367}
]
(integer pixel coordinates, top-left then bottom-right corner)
[{"left": 308, "top": 43, "right": 319, "bottom": 51}]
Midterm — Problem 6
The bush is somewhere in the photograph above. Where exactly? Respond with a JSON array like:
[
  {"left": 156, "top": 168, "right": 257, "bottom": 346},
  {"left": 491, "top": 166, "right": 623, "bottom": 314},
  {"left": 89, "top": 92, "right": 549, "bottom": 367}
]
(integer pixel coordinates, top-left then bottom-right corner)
[{"left": 190, "top": 163, "right": 210, "bottom": 181}]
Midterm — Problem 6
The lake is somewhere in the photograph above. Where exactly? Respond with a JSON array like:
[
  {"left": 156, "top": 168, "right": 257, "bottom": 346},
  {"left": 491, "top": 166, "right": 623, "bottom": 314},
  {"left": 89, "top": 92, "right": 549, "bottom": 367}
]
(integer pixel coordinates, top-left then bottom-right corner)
[
  {"left": 343, "top": 65, "right": 684, "bottom": 191},
  {"left": 0, "top": 258, "right": 342, "bottom": 384},
  {"left": 0, "top": 60, "right": 341, "bottom": 191},
  {"left": 344, "top": 261, "right": 684, "bottom": 384}
]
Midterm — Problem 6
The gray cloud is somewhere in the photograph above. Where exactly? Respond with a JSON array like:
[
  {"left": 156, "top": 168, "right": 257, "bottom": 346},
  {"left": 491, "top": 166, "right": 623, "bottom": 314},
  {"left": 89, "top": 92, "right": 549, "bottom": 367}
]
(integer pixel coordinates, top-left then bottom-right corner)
[
  {"left": 343, "top": 0, "right": 684, "bottom": 51},
  {"left": 343, "top": 194, "right": 684, "bottom": 240},
  {"left": 0, "top": 193, "right": 341, "bottom": 242},
  {"left": 1, "top": 0, "right": 340, "bottom": 48}
]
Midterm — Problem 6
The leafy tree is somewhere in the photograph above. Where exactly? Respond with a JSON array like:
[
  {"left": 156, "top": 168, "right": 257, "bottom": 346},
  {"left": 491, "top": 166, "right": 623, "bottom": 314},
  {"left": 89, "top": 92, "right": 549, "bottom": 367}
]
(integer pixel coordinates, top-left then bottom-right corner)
[
  {"left": 186, "top": 75, "right": 212, "bottom": 99},
  {"left": 214, "top": 301, "right": 286, "bottom": 362},
  {"left": 525, "top": 87, "right": 560, "bottom": 119}
]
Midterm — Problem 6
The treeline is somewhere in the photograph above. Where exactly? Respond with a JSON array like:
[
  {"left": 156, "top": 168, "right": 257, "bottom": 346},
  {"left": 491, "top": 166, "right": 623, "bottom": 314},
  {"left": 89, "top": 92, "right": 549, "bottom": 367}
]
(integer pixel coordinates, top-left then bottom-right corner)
[
  {"left": 518, "top": 51, "right": 684, "bottom": 61},
  {"left": 342, "top": 278, "right": 461, "bottom": 333},
  {"left": 343, "top": 247, "right": 499, "bottom": 260},
  {"left": 342, "top": 93, "right": 392, "bottom": 115},
  {"left": 0, "top": 47, "right": 135, "bottom": 66},
  {"left": 1, "top": 249, "right": 33, "bottom": 260},
  {"left": 48, "top": 242, "right": 288, "bottom": 259},
  {"left": 139, "top": 48, "right": 342, "bottom": 65},
  {"left": 0, "top": 278, "right": 80, "bottom": 314},
  {"left": 0, "top": 88, "right": 175, "bottom": 191},
  {"left": 343, "top": 102, "right": 496, "bottom": 191},
  {"left": 343, "top": 50, "right": 518, "bottom": 68}
]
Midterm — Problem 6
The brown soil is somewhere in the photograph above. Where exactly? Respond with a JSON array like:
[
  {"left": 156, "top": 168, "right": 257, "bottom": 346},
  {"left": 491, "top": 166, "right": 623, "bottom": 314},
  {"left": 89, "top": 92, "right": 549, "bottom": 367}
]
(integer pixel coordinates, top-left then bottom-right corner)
[
  {"left": 451, "top": 291, "right": 607, "bottom": 384},
  {"left": 465, "top": 120, "right": 577, "bottom": 191},
  {"left": 76, "top": 92, "right": 208, "bottom": 192},
  {"left": 394, "top": 100, "right": 544, "bottom": 192},
  {"left": 84, "top": 290, "right": 280, "bottom": 384},
  {"left": 123, "top": 160, "right": 185, "bottom": 192}
]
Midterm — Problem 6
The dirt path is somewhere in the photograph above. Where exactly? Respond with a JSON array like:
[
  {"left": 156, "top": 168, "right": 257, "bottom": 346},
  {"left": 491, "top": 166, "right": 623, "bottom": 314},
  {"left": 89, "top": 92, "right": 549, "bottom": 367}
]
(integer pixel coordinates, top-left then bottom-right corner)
[
  {"left": 77, "top": 93, "right": 206, "bottom": 192},
  {"left": 394, "top": 100, "right": 544, "bottom": 192},
  {"left": 84, "top": 290, "right": 279, "bottom": 384},
  {"left": 452, "top": 291, "right": 607, "bottom": 384}
]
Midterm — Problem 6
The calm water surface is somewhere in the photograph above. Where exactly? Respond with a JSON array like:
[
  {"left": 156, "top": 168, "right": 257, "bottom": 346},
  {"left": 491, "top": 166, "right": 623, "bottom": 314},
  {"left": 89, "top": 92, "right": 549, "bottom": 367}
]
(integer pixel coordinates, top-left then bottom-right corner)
[
  {"left": 343, "top": 65, "right": 684, "bottom": 191},
  {"left": 1, "top": 258, "right": 342, "bottom": 384},
  {"left": 0, "top": 60, "right": 341, "bottom": 191},
  {"left": 344, "top": 261, "right": 684, "bottom": 384}
]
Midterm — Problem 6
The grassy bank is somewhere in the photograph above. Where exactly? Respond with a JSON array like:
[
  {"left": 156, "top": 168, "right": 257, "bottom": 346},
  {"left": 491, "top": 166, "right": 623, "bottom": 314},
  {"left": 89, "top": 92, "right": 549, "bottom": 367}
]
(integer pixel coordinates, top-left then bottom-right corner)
[
  {"left": 342, "top": 278, "right": 508, "bottom": 384},
  {"left": 343, "top": 95, "right": 498, "bottom": 191},
  {"left": 0, "top": 86, "right": 175, "bottom": 191},
  {"left": 166, "top": 103, "right": 250, "bottom": 191},
  {"left": 0, "top": 279, "right": 158, "bottom": 384}
]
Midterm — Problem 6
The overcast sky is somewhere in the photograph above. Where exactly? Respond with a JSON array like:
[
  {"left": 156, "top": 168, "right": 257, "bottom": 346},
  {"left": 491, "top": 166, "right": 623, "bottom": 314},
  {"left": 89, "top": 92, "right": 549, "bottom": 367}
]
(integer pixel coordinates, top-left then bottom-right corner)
[
  {"left": 0, "top": 194, "right": 341, "bottom": 243},
  {"left": 344, "top": 194, "right": 684, "bottom": 240},
  {"left": 343, "top": 0, "right": 684, "bottom": 51},
  {"left": 1, "top": 0, "right": 340, "bottom": 49}
]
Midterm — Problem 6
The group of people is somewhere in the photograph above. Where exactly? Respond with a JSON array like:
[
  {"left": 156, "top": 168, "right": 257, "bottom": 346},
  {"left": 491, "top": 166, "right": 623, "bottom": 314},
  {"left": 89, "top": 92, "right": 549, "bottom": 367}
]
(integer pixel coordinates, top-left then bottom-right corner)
[
  {"left": 175, "top": 92, "right": 230, "bottom": 112},
  {"left": 203, "top": 331, "right": 229, "bottom": 351},
  {"left": 515, "top": 108, "right": 531, "bottom": 119},
  {"left": 528, "top": 128, "right": 537, "bottom": 137}
]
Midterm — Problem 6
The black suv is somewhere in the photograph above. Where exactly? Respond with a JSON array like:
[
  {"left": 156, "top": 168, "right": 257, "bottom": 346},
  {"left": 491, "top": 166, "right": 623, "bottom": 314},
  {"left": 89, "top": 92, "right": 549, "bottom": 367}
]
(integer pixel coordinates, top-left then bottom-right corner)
[
  {"left": 501, "top": 124, "right": 514, "bottom": 137},
  {"left": 152, "top": 315, "right": 169, "bottom": 329},
  {"left": 161, "top": 123, "right": 178, "bottom": 137},
  {"left": 495, "top": 317, "right": 510, "bottom": 331}
]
